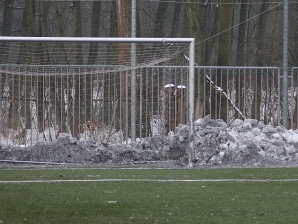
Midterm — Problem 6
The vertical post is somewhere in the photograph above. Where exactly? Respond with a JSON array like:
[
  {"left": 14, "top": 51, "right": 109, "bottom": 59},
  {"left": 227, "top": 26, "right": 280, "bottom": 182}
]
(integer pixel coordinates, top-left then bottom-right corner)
[
  {"left": 0, "top": 73, "right": 2, "bottom": 144},
  {"left": 131, "top": 0, "right": 136, "bottom": 141},
  {"left": 188, "top": 39, "right": 195, "bottom": 166},
  {"left": 283, "top": 0, "right": 289, "bottom": 128}
]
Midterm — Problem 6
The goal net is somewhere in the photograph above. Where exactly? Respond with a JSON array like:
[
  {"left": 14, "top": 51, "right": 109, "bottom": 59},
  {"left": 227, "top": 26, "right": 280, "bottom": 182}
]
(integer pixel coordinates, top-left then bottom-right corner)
[{"left": 0, "top": 37, "right": 194, "bottom": 146}]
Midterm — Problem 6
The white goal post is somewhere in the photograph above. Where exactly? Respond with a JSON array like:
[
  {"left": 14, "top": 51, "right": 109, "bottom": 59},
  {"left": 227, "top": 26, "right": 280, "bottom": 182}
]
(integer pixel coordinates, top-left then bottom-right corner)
[{"left": 0, "top": 36, "right": 195, "bottom": 152}]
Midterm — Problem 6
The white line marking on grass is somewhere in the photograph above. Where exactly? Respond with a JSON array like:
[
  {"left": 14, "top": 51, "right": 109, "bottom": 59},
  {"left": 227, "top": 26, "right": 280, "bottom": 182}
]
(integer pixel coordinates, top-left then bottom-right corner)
[
  {"left": 0, "top": 167, "right": 176, "bottom": 171},
  {"left": 1, "top": 179, "right": 298, "bottom": 184},
  {"left": 1, "top": 167, "right": 297, "bottom": 171}
]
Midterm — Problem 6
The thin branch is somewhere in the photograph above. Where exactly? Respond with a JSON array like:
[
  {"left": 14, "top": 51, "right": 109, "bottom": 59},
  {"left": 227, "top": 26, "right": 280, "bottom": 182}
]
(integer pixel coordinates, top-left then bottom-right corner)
[{"left": 205, "top": 74, "right": 246, "bottom": 120}]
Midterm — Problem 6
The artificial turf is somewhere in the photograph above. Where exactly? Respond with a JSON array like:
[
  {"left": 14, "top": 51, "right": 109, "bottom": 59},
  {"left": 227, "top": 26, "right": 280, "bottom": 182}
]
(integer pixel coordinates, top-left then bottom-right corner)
[{"left": 0, "top": 167, "right": 298, "bottom": 223}]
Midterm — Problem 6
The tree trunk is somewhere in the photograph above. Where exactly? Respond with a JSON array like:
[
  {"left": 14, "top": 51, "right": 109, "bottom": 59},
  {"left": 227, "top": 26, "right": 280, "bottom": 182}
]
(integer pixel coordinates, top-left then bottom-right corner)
[
  {"left": 214, "top": 0, "right": 234, "bottom": 122},
  {"left": 88, "top": 1, "right": 101, "bottom": 65},
  {"left": 0, "top": 0, "right": 14, "bottom": 137},
  {"left": 1, "top": 0, "right": 14, "bottom": 37},
  {"left": 70, "top": 1, "right": 85, "bottom": 138},
  {"left": 115, "top": 0, "right": 131, "bottom": 138},
  {"left": 252, "top": 0, "right": 271, "bottom": 121},
  {"left": 235, "top": 0, "right": 248, "bottom": 119},
  {"left": 53, "top": 1, "right": 68, "bottom": 136},
  {"left": 32, "top": 2, "right": 49, "bottom": 136},
  {"left": 154, "top": 1, "right": 169, "bottom": 37},
  {"left": 185, "top": 1, "right": 205, "bottom": 120},
  {"left": 85, "top": 1, "right": 102, "bottom": 138},
  {"left": 13, "top": 0, "right": 36, "bottom": 143},
  {"left": 170, "top": 0, "right": 183, "bottom": 37},
  {"left": 236, "top": 0, "right": 248, "bottom": 66}
]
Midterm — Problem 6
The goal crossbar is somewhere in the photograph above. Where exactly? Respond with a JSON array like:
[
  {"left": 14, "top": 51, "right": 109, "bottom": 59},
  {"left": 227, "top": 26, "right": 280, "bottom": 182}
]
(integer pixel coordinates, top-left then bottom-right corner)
[{"left": 0, "top": 36, "right": 195, "bottom": 44}]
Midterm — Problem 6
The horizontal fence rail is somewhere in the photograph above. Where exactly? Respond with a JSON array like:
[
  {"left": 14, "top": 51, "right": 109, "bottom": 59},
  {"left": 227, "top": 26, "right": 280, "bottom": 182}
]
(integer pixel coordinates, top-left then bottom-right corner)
[{"left": 1, "top": 65, "right": 297, "bottom": 146}]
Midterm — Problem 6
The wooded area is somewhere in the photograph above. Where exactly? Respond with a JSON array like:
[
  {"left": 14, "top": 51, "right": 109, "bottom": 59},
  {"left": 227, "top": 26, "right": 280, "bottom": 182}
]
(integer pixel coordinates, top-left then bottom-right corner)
[{"left": 1, "top": 0, "right": 296, "bottom": 66}]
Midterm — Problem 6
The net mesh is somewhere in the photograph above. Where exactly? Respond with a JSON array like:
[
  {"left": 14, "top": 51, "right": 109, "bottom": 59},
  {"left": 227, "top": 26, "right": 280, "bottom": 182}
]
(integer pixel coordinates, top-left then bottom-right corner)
[
  {"left": 0, "top": 42, "right": 188, "bottom": 73},
  {"left": 0, "top": 39, "right": 190, "bottom": 145}
]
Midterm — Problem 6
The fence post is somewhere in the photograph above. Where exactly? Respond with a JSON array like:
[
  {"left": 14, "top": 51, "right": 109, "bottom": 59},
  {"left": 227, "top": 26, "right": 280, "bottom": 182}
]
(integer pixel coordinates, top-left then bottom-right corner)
[
  {"left": 283, "top": 0, "right": 289, "bottom": 128},
  {"left": 0, "top": 72, "right": 2, "bottom": 144},
  {"left": 131, "top": 0, "right": 137, "bottom": 141}
]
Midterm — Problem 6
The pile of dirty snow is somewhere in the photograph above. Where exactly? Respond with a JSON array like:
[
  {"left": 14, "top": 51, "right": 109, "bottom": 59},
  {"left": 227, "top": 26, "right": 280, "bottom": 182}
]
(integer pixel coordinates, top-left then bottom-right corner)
[{"left": 1, "top": 116, "right": 298, "bottom": 168}]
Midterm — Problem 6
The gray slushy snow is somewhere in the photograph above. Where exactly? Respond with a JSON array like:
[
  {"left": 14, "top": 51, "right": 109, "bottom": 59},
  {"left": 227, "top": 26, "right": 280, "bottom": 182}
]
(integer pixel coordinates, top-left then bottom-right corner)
[{"left": 1, "top": 116, "right": 298, "bottom": 168}]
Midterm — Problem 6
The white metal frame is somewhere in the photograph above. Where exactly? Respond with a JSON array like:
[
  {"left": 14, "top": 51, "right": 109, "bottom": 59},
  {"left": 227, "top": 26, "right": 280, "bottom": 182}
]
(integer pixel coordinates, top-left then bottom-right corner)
[{"left": 0, "top": 36, "right": 196, "bottom": 143}]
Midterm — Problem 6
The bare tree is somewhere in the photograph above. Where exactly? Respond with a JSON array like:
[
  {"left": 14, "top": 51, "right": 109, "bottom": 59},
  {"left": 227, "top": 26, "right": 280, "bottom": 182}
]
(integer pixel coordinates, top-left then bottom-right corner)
[
  {"left": 170, "top": 0, "right": 184, "bottom": 37},
  {"left": 251, "top": 0, "right": 271, "bottom": 121},
  {"left": 88, "top": 1, "right": 101, "bottom": 65},
  {"left": 185, "top": 0, "right": 218, "bottom": 119},
  {"left": 68, "top": 1, "right": 85, "bottom": 138},
  {"left": 115, "top": 0, "right": 131, "bottom": 137},
  {"left": 12, "top": 0, "right": 36, "bottom": 142},
  {"left": 235, "top": 0, "right": 248, "bottom": 119},
  {"left": 154, "top": 0, "right": 169, "bottom": 37},
  {"left": 0, "top": 0, "right": 14, "bottom": 136}
]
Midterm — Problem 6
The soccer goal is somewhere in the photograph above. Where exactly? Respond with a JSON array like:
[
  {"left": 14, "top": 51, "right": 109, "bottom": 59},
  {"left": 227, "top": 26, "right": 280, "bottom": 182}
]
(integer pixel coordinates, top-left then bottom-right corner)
[{"left": 0, "top": 36, "right": 195, "bottom": 146}]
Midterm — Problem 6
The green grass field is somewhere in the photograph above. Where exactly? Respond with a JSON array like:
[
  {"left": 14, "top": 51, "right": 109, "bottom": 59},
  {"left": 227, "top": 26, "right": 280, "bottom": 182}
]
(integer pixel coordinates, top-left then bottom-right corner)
[{"left": 0, "top": 167, "right": 298, "bottom": 223}]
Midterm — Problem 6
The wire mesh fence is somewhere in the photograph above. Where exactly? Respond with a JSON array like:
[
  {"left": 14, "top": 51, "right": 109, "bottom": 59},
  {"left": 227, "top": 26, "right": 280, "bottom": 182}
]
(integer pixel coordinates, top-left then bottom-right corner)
[
  {"left": 196, "top": 67, "right": 281, "bottom": 126},
  {"left": 0, "top": 64, "right": 190, "bottom": 146},
  {"left": 1, "top": 64, "right": 297, "bottom": 146}
]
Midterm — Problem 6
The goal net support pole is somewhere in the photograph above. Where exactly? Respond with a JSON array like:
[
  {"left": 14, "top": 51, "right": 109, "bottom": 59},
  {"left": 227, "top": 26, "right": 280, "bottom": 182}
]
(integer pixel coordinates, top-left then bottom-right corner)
[{"left": 188, "top": 39, "right": 195, "bottom": 165}]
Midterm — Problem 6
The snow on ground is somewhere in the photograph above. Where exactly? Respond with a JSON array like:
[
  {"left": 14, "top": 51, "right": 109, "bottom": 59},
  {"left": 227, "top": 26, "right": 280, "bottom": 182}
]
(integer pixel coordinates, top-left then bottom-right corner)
[{"left": 1, "top": 116, "right": 298, "bottom": 168}]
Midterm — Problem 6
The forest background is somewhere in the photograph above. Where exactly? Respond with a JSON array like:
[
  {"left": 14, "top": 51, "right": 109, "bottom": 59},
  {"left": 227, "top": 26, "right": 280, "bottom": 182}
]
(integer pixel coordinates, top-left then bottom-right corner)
[{"left": 1, "top": 0, "right": 296, "bottom": 66}]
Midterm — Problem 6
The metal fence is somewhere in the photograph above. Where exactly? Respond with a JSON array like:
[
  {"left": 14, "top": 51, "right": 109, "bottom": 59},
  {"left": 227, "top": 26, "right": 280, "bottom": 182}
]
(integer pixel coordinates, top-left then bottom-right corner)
[
  {"left": 196, "top": 66, "right": 282, "bottom": 126},
  {"left": 0, "top": 64, "right": 190, "bottom": 145},
  {"left": 1, "top": 65, "right": 297, "bottom": 146},
  {"left": 290, "top": 67, "right": 298, "bottom": 129}
]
